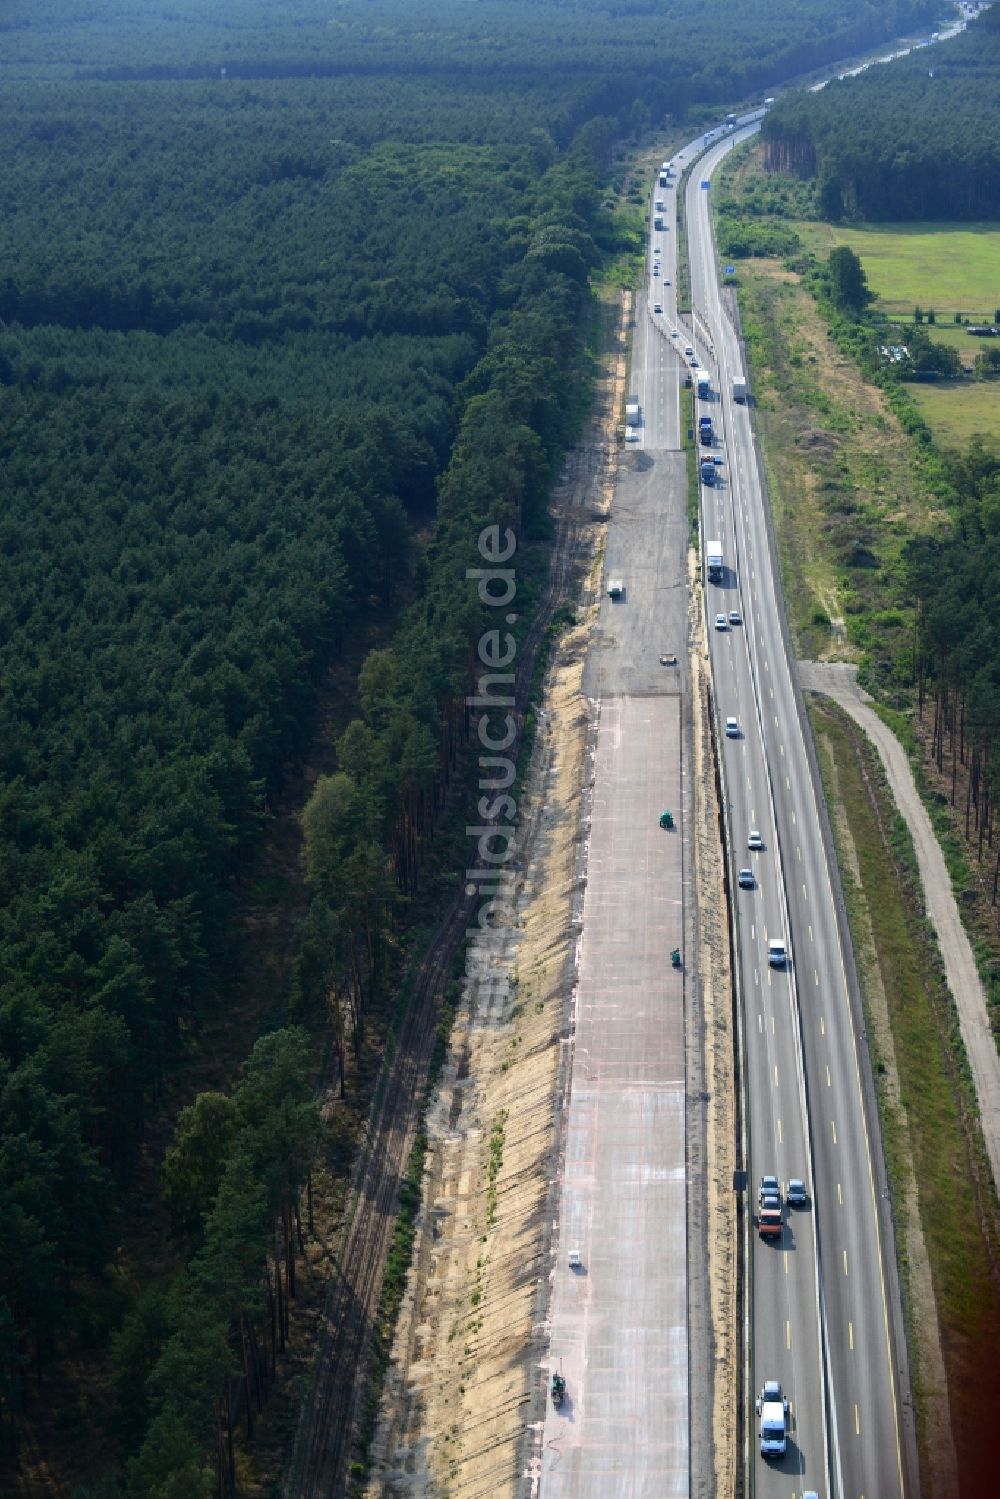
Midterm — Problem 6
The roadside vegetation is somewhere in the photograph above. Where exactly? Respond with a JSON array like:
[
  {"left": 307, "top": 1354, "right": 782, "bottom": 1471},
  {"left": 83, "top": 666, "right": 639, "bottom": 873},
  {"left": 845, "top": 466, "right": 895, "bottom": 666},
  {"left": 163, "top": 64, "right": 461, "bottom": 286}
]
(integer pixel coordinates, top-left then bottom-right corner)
[
  {"left": 717, "top": 40, "right": 1000, "bottom": 1484},
  {"left": 810, "top": 697, "right": 1000, "bottom": 1494},
  {"left": 713, "top": 147, "right": 937, "bottom": 673}
]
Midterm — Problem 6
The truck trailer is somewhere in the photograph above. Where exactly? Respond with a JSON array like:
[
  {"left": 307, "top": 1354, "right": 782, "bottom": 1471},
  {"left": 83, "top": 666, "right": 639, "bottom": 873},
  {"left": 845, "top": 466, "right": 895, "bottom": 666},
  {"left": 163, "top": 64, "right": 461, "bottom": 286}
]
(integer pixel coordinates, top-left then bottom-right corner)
[
  {"left": 700, "top": 457, "right": 715, "bottom": 485},
  {"left": 699, "top": 416, "right": 713, "bottom": 445}
]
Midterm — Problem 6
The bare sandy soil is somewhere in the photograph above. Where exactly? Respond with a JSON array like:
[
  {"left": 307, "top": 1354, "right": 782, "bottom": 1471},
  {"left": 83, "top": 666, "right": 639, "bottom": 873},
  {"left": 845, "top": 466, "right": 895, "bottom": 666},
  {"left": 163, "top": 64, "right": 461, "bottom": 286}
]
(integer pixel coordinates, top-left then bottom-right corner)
[
  {"left": 366, "top": 295, "right": 739, "bottom": 1499},
  {"left": 689, "top": 599, "right": 738, "bottom": 1499},
  {"left": 364, "top": 301, "right": 629, "bottom": 1499}
]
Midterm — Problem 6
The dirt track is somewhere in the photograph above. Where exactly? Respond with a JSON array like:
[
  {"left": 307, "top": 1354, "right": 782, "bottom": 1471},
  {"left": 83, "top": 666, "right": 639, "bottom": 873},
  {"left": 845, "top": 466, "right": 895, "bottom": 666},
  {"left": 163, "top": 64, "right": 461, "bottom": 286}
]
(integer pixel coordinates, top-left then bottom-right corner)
[{"left": 799, "top": 661, "right": 1000, "bottom": 1194}]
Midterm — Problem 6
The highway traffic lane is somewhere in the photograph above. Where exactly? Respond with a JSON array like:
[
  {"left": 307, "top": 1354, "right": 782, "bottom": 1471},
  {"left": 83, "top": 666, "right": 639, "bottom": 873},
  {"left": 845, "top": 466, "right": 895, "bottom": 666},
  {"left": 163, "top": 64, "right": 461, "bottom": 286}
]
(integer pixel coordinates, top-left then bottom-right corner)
[
  {"left": 689, "top": 130, "right": 909, "bottom": 1499},
  {"left": 665, "top": 131, "right": 839, "bottom": 1499},
  {"left": 686, "top": 133, "right": 831, "bottom": 1499},
  {"left": 712, "top": 591, "right": 825, "bottom": 1499},
  {"left": 731, "top": 384, "right": 905, "bottom": 1498},
  {"left": 634, "top": 285, "right": 681, "bottom": 452}
]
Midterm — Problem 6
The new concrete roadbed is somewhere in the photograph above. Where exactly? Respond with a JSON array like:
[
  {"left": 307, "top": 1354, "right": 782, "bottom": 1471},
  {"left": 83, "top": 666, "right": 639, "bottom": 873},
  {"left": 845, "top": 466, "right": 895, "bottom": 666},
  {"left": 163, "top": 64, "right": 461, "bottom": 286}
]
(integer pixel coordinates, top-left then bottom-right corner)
[{"left": 541, "top": 694, "right": 687, "bottom": 1499}]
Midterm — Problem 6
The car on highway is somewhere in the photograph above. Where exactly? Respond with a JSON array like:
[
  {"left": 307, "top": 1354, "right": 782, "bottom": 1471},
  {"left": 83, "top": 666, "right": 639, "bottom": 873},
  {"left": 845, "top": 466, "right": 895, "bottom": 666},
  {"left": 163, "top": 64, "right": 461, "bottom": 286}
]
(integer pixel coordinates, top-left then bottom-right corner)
[
  {"left": 768, "top": 936, "right": 788, "bottom": 966},
  {"left": 714, "top": 613, "right": 728, "bottom": 630},
  {"left": 663, "top": 277, "right": 671, "bottom": 285},
  {"left": 728, "top": 609, "right": 742, "bottom": 625},
  {"left": 725, "top": 716, "right": 740, "bottom": 738},
  {"left": 738, "top": 867, "right": 755, "bottom": 889},
  {"left": 758, "top": 1174, "right": 781, "bottom": 1205},
  {"left": 671, "top": 328, "right": 678, "bottom": 338},
  {"left": 756, "top": 1381, "right": 789, "bottom": 1458},
  {"left": 747, "top": 830, "right": 764, "bottom": 850},
  {"left": 690, "top": 355, "right": 698, "bottom": 367},
  {"left": 787, "top": 1178, "right": 809, "bottom": 1207},
  {"left": 653, "top": 267, "right": 660, "bottom": 277},
  {"left": 653, "top": 302, "right": 663, "bottom": 314},
  {"left": 684, "top": 344, "right": 694, "bottom": 356}
]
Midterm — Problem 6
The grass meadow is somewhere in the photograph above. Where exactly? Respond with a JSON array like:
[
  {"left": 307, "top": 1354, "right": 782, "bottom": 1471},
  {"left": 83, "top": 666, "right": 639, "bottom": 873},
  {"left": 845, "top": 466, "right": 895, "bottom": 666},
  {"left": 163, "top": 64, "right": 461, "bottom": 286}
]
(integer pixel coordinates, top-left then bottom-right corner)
[
  {"left": 909, "top": 380, "right": 1000, "bottom": 448},
  {"left": 799, "top": 221, "right": 1000, "bottom": 317}
]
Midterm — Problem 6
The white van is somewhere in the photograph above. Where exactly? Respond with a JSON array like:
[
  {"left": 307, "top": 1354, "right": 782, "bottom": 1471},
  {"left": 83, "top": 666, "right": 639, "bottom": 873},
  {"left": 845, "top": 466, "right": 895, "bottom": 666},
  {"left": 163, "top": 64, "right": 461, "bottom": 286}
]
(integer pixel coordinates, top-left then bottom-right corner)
[{"left": 768, "top": 937, "right": 788, "bottom": 966}]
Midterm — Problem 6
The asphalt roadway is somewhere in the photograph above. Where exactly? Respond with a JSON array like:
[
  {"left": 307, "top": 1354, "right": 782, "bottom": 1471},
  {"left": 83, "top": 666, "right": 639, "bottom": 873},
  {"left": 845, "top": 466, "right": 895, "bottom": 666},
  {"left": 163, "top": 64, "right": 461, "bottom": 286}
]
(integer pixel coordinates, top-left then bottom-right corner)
[{"left": 688, "top": 125, "right": 916, "bottom": 1499}]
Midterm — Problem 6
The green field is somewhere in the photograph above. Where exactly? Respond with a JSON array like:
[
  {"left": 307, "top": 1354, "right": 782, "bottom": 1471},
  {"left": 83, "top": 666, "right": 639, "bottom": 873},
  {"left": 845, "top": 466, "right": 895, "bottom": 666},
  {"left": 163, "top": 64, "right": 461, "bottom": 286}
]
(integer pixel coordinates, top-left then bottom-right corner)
[
  {"left": 909, "top": 380, "right": 1000, "bottom": 449},
  {"left": 799, "top": 221, "right": 1000, "bottom": 316},
  {"left": 795, "top": 220, "right": 1000, "bottom": 446}
]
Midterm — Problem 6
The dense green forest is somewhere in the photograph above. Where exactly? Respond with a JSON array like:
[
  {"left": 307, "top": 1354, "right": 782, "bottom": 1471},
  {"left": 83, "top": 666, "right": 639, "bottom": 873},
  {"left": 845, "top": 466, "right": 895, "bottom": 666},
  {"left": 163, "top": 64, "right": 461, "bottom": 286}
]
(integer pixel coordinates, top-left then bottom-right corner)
[
  {"left": 0, "top": 0, "right": 944, "bottom": 1492},
  {"left": 4, "top": 0, "right": 938, "bottom": 90},
  {"left": 905, "top": 442, "right": 1000, "bottom": 878},
  {"left": 762, "top": 5, "right": 1000, "bottom": 219}
]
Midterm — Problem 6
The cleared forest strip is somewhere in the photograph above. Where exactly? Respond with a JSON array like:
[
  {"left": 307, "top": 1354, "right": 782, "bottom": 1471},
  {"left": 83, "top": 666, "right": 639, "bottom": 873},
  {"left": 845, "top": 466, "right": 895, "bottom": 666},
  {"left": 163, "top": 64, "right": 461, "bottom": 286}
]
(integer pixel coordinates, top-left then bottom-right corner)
[
  {"left": 284, "top": 296, "right": 628, "bottom": 1499},
  {"left": 363, "top": 297, "right": 629, "bottom": 1497}
]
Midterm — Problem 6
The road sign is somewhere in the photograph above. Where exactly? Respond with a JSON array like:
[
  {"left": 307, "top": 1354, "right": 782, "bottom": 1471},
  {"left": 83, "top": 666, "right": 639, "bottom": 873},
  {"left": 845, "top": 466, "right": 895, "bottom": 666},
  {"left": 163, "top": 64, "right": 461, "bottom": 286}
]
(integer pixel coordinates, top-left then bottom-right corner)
[
  {"left": 725, "top": 265, "right": 735, "bottom": 275},
  {"left": 701, "top": 180, "right": 710, "bottom": 190}
]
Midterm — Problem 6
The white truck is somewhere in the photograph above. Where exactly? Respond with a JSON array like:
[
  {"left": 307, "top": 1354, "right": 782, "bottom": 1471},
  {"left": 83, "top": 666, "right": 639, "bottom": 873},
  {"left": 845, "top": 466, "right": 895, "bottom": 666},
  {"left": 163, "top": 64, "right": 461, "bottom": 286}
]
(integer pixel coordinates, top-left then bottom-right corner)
[
  {"left": 755, "top": 1380, "right": 790, "bottom": 1458},
  {"left": 733, "top": 375, "right": 747, "bottom": 402},
  {"left": 706, "top": 540, "right": 724, "bottom": 583},
  {"left": 625, "top": 399, "right": 641, "bottom": 428}
]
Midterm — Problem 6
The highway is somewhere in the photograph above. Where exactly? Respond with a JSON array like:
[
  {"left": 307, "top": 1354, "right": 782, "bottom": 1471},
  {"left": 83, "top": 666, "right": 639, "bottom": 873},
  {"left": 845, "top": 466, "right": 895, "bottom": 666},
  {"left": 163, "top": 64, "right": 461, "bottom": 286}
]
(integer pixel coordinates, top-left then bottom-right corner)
[
  {"left": 540, "top": 90, "right": 924, "bottom": 1497},
  {"left": 682, "top": 120, "right": 915, "bottom": 1499}
]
